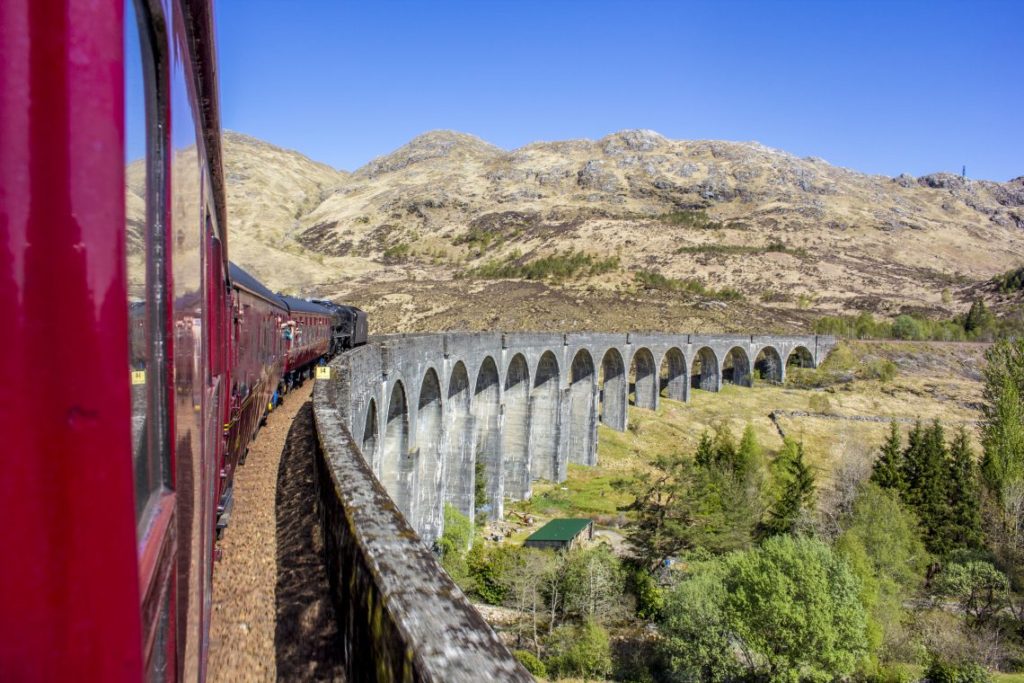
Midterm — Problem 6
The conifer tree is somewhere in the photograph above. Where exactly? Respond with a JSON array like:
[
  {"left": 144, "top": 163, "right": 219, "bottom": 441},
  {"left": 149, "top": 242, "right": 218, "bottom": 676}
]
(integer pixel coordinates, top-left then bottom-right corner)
[
  {"left": 735, "top": 423, "right": 761, "bottom": 480},
  {"left": 694, "top": 431, "right": 716, "bottom": 469},
  {"left": 712, "top": 423, "right": 737, "bottom": 469},
  {"left": 916, "top": 420, "right": 952, "bottom": 555},
  {"left": 759, "top": 439, "right": 815, "bottom": 539},
  {"left": 963, "top": 299, "right": 993, "bottom": 335},
  {"left": 871, "top": 420, "right": 904, "bottom": 491},
  {"left": 899, "top": 420, "right": 926, "bottom": 496},
  {"left": 945, "top": 426, "right": 983, "bottom": 550}
]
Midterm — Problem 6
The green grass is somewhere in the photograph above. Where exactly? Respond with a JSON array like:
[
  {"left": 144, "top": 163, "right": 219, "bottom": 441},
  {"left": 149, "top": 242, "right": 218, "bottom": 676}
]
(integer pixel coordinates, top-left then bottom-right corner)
[
  {"left": 993, "top": 674, "right": 1024, "bottom": 683},
  {"left": 519, "top": 465, "right": 630, "bottom": 518}
]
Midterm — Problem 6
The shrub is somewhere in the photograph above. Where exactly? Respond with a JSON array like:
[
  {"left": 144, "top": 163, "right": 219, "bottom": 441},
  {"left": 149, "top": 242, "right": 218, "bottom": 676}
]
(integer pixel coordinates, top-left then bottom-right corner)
[
  {"left": 865, "top": 359, "right": 898, "bottom": 382},
  {"left": 382, "top": 242, "right": 410, "bottom": 260},
  {"left": 892, "top": 315, "right": 922, "bottom": 340},
  {"left": 992, "top": 265, "right": 1024, "bottom": 293},
  {"left": 658, "top": 209, "right": 722, "bottom": 230},
  {"left": 437, "top": 504, "right": 472, "bottom": 582},
  {"left": 722, "top": 536, "right": 869, "bottom": 681},
  {"left": 809, "top": 393, "right": 833, "bottom": 414},
  {"left": 633, "top": 269, "right": 743, "bottom": 301},
  {"left": 629, "top": 568, "right": 665, "bottom": 620},
  {"left": 467, "top": 249, "right": 619, "bottom": 281},
  {"left": 466, "top": 543, "right": 521, "bottom": 605},
  {"left": 871, "top": 663, "right": 918, "bottom": 683},
  {"left": 658, "top": 562, "right": 743, "bottom": 683},
  {"left": 923, "top": 656, "right": 991, "bottom": 683},
  {"left": 545, "top": 620, "right": 613, "bottom": 680},
  {"left": 512, "top": 649, "right": 547, "bottom": 678}
]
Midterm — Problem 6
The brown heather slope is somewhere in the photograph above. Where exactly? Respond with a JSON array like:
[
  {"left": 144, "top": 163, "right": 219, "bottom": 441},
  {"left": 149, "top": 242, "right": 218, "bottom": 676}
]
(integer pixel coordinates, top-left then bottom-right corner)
[{"left": 218, "top": 130, "right": 1023, "bottom": 333}]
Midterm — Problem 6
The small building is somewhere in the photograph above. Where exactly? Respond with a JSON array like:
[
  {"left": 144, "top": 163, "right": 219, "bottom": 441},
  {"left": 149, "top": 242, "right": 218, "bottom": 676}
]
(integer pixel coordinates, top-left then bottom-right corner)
[{"left": 523, "top": 518, "right": 594, "bottom": 551}]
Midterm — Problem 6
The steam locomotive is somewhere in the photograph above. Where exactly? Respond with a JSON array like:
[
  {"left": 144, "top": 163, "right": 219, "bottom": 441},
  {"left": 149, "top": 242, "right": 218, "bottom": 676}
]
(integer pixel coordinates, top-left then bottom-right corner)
[{"left": 0, "top": 0, "right": 364, "bottom": 679}]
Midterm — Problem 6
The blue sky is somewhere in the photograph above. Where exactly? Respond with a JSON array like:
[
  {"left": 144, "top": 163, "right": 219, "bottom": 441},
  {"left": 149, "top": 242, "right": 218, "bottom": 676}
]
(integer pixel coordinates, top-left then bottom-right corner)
[{"left": 212, "top": 0, "right": 1022, "bottom": 181}]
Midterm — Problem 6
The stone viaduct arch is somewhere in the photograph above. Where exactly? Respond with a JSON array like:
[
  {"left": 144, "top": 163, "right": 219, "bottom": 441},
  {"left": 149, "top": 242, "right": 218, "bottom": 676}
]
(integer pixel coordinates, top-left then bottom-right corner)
[
  {"left": 326, "top": 332, "right": 835, "bottom": 543},
  {"left": 722, "top": 346, "right": 752, "bottom": 387},
  {"left": 473, "top": 356, "right": 502, "bottom": 520},
  {"left": 382, "top": 380, "right": 411, "bottom": 520},
  {"left": 754, "top": 346, "right": 784, "bottom": 384},
  {"left": 600, "top": 348, "right": 627, "bottom": 431},
  {"left": 530, "top": 351, "right": 561, "bottom": 483},
  {"left": 445, "top": 362, "right": 473, "bottom": 520},
  {"left": 629, "top": 347, "right": 658, "bottom": 410},
  {"left": 415, "top": 368, "right": 444, "bottom": 539},
  {"left": 567, "top": 350, "right": 597, "bottom": 468},
  {"left": 660, "top": 348, "right": 688, "bottom": 402},
  {"left": 787, "top": 345, "right": 814, "bottom": 369},
  {"left": 691, "top": 346, "right": 720, "bottom": 392},
  {"left": 503, "top": 354, "right": 531, "bottom": 501}
]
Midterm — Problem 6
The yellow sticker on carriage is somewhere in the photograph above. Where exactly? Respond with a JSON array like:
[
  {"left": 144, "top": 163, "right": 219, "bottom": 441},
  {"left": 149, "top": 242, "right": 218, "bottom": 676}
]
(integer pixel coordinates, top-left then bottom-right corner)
[
  {"left": 131, "top": 370, "right": 146, "bottom": 385},
  {"left": 315, "top": 366, "right": 331, "bottom": 380}
]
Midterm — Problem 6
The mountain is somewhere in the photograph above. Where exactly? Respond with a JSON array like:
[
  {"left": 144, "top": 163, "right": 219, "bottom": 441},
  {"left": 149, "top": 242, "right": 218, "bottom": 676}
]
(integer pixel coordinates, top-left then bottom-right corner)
[{"left": 218, "top": 130, "right": 1024, "bottom": 333}]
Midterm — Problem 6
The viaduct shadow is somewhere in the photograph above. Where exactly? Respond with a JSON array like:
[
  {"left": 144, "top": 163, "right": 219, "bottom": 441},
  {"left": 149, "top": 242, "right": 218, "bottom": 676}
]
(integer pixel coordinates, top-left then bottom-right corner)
[{"left": 274, "top": 401, "right": 346, "bottom": 681}]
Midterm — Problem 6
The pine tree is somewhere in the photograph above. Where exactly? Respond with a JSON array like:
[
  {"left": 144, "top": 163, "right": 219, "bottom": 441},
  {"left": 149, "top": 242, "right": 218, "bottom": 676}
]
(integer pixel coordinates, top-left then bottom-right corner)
[
  {"left": 944, "top": 426, "right": 983, "bottom": 550},
  {"left": 689, "top": 424, "right": 763, "bottom": 553},
  {"left": 902, "top": 420, "right": 954, "bottom": 556},
  {"left": 963, "top": 299, "right": 992, "bottom": 335},
  {"left": 694, "top": 430, "right": 716, "bottom": 469},
  {"left": 871, "top": 420, "right": 904, "bottom": 491},
  {"left": 759, "top": 439, "right": 815, "bottom": 539},
  {"left": 899, "top": 420, "right": 926, "bottom": 496},
  {"left": 735, "top": 423, "right": 762, "bottom": 480},
  {"left": 712, "top": 423, "right": 737, "bottom": 469}
]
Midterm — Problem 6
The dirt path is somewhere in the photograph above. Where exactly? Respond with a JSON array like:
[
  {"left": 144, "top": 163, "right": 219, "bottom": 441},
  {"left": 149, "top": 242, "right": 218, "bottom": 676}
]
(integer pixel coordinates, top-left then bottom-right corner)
[{"left": 207, "top": 382, "right": 344, "bottom": 682}]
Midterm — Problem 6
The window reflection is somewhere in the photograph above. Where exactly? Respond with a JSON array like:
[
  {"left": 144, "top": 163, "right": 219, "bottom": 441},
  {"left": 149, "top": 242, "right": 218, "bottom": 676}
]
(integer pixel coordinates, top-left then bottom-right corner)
[{"left": 125, "top": 0, "right": 159, "bottom": 527}]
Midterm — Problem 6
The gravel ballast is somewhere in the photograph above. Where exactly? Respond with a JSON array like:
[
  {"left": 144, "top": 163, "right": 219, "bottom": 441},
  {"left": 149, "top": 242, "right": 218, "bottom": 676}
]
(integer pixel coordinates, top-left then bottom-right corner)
[{"left": 208, "top": 382, "right": 344, "bottom": 681}]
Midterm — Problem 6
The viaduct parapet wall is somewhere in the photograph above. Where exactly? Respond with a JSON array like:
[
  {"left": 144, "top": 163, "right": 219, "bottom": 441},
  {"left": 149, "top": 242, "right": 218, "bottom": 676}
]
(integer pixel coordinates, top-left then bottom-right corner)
[{"left": 311, "top": 331, "right": 834, "bottom": 680}]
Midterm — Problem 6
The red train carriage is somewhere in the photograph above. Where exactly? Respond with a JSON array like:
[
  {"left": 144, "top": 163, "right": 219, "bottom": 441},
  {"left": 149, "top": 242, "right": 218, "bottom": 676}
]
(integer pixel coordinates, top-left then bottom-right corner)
[
  {"left": 278, "top": 296, "right": 333, "bottom": 388},
  {"left": 0, "top": 0, "right": 363, "bottom": 678},
  {"left": 220, "top": 263, "right": 287, "bottom": 533},
  {"left": 1, "top": 0, "right": 230, "bottom": 679}
]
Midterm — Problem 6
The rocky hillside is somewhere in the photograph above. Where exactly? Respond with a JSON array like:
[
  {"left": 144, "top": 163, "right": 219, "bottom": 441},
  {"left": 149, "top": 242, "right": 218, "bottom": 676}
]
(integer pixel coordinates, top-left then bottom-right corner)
[{"left": 218, "top": 130, "right": 1024, "bottom": 333}]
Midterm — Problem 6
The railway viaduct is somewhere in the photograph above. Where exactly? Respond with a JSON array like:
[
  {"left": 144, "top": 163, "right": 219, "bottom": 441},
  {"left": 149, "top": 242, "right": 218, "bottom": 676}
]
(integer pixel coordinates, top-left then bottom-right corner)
[{"left": 309, "top": 331, "right": 835, "bottom": 680}]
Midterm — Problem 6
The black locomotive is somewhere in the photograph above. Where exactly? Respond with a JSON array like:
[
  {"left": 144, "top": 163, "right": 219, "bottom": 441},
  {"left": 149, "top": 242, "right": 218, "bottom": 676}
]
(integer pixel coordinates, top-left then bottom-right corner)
[{"left": 311, "top": 298, "right": 369, "bottom": 355}]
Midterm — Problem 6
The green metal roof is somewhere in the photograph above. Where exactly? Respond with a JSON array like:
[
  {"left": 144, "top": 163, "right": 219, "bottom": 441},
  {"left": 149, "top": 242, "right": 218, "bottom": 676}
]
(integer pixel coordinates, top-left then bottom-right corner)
[{"left": 525, "top": 518, "right": 591, "bottom": 543}]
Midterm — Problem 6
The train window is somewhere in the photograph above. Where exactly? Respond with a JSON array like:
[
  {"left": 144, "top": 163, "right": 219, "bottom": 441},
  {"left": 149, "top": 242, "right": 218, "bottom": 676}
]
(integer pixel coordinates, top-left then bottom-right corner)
[{"left": 126, "top": 0, "right": 169, "bottom": 527}]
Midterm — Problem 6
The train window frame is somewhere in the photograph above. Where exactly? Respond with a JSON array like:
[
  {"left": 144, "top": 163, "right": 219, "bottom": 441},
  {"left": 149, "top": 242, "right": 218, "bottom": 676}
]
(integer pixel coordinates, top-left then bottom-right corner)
[
  {"left": 128, "top": 0, "right": 173, "bottom": 531},
  {"left": 129, "top": 0, "right": 173, "bottom": 528},
  {"left": 127, "top": 0, "right": 177, "bottom": 677}
]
